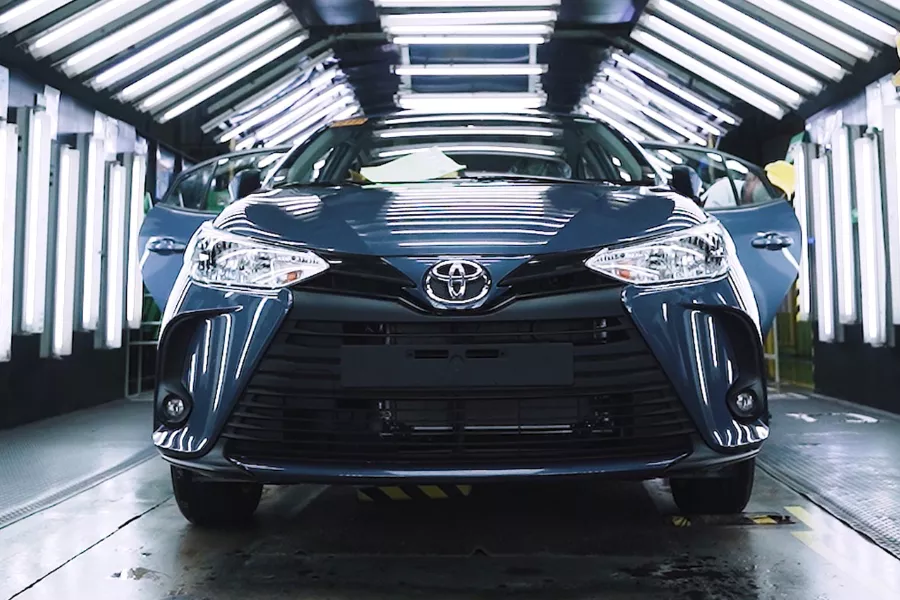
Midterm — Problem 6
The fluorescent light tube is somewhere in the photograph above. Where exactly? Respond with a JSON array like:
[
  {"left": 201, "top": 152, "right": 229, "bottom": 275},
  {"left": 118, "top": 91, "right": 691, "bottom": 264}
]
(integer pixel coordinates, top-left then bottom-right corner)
[
  {"left": 89, "top": 0, "right": 272, "bottom": 90},
  {"left": 21, "top": 111, "right": 52, "bottom": 335},
  {"left": 611, "top": 53, "right": 737, "bottom": 124},
  {"left": 853, "top": 136, "right": 888, "bottom": 346},
  {"left": 393, "top": 35, "right": 546, "bottom": 45},
  {"left": 377, "top": 126, "right": 557, "bottom": 138},
  {"left": 638, "top": 16, "right": 804, "bottom": 107},
  {"left": 284, "top": 104, "right": 361, "bottom": 148},
  {"left": 383, "top": 113, "right": 554, "bottom": 125},
  {"left": 658, "top": 149, "right": 684, "bottom": 164},
  {"left": 388, "top": 24, "right": 552, "bottom": 35},
  {"left": 381, "top": 10, "right": 557, "bottom": 25},
  {"left": 104, "top": 164, "right": 126, "bottom": 349},
  {"left": 249, "top": 83, "right": 353, "bottom": 145},
  {"left": 831, "top": 126, "right": 857, "bottom": 325},
  {"left": 741, "top": 0, "right": 875, "bottom": 60},
  {"left": 587, "top": 93, "right": 679, "bottom": 144},
  {"left": 159, "top": 35, "right": 307, "bottom": 122},
  {"left": 594, "top": 83, "right": 706, "bottom": 145},
  {"left": 80, "top": 137, "right": 104, "bottom": 330},
  {"left": 397, "top": 92, "right": 545, "bottom": 111},
  {"left": 581, "top": 104, "right": 647, "bottom": 142},
  {"left": 265, "top": 97, "right": 357, "bottom": 148},
  {"left": 794, "top": 0, "right": 896, "bottom": 45},
  {"left": 0, "top": 123, "right": 18, "bottom": 361},
  {"left": 51, "top": 146, "right": 80, "bottom": 357},
  {"left": 126, "top": 154, "right": 146, "bottom": 329},
  {"left": 119, "top": 5, "right": 292, "bottom": 102},
  {"left": 396, "top": 64, "right": 546, "bottom": 76},
  {"left": 29, "top": 0, "right": 155, "bottom": 59},
  {"left": 811, "top": 156, "right": 835, "bottom": 342},
  {"left": 681, "top": 0, "right": 844, "bottom": 81},
  {"left": 375, "top": 0, "right": 560, "bottom": 6},
  {"left": 793, "top": 144, "right": 812, "bottom": 321},
  {"left": 378, "top": 144, "right": 559, "bottom": 159},
  {"left": 651, "top": 0, "right": 823, "bottom": 95},
  {"left": 630, "top": 31, "right": 787, "bottom": 119},
  {"left": 61, "top": 0, "right": 219, "bottom": 76},
  {"left": 0, "top": 0, "right": 75, "bottom": 35}
]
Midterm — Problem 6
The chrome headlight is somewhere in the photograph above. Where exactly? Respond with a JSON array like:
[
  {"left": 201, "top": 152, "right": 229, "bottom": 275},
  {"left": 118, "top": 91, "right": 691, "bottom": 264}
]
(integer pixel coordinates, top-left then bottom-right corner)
[
  {"left": 187, "top": 224, "right": 329, "bottom": 290},
  {"left": 585, "top": 221, "right": 729, "bottom": 284}
]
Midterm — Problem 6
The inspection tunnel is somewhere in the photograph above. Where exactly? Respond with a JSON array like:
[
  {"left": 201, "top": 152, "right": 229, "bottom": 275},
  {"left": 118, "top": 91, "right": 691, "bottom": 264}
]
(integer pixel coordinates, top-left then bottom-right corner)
[{"left": 2, "top": 0, "right": 900, "bottom": 599}]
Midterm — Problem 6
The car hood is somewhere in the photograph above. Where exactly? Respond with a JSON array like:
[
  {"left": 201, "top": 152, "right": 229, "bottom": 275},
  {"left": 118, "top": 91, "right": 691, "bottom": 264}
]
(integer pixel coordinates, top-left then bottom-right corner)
[{"left": 213, "top": 181, "right": 707, "bottom": 256}]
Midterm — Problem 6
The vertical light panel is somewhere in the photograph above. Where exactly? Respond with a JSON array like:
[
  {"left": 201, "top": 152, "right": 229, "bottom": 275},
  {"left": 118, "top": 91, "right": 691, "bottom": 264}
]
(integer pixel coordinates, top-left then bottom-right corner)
[
  {"left": 125, "top": 153, "right": 146, "bottom": 329},
  {"left": 853, "top": 135, "right": 888, "bottom": 346},
  {"left": 811, "top": 156, "right": 835, "bottom": 342},
  {"left": 889, "top": 105, "right": 900, "bottom": 325},
  {"left": 20, "top": 109, "right": 52, "bottom": 334},
  {"left": 831, "top": 125, "right": 857, "bottom": 324},
  {"left": 793, "top": 144, "right": 812, "bottom": 321},
  {"left": 80, "top": 136, "right": 104, "bottom": 330},
  {"left": 104, "top": 163, "right": 126, "bottom": 349},
  {"left": 0, "top": 123, "right": 18, "bottom": 361},
  {"left": 51, "top": 146, "right": 80, "bottom": 357}
]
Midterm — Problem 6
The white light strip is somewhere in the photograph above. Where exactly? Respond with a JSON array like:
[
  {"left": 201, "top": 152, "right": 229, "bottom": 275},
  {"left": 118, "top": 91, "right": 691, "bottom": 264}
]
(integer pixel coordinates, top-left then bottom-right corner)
[
  {"left": 581, "top": 104, "right": 647, "bottom": 142},
  {"left": 52, "top": 146, "right": 80, "bottom": 357},
  {"left": 603, "top": 68, "right": 723, "bottom": 136},
  {"left": 381, "top": 10, "right": 557, "bottom": 25},
  {"left": 265, "top": 97, "right": 357, "bottom": 148},
  {"left": 89, "top": 0, "right": 272, "bottom": 90},
  {"left": 611, "top": 53, "right": 737, "bottom": 124},
  {"left": 119, "top": 5, "right": 292, "bottom": 102},
  {"left": 630, "top": 31, "right": 787, "bottom": 119},
  {"left": 395, "top": 64, "right": 546, "bottom": 76},
  {"left": 21, "top": 111, "right": 51, "bottom": 335},
  {"left": 104, "top": 163, "right": 126, "bottom": 349},
  {"left": 587, "top": 93, "right": 679, "bottom": 143},
  {"left": 392, "top": 35, "right": 546, "bottom": 45},
  {"left": 81, "top": 137, "right": 104, "bottom": 330},
  {"left": 159, "top": 35, "right": 307, "bottom": 122},
  {"left": 0, "top": 123, "right": 18, "bottom": 361},
  {"left": 249, "top": 83, "right": 353, "bottom": 145},
  {"left": 29, "top": 0, "right": 155, "bottom": 59},
  {"left": 812, "top": 156, "right": 835, "bottom": 342},
  {"left": 794, "top": 144, "right": 812, "bottom": 321},
  {"left": 854, "top": 135, "right": 888, "bottom": 346},
  {"left": 891, "top": 105, "right": 900, "bottom": 325},
  {"left": 742, "top": 0, "right": 875, "bottom": 60},
  {"left": 593, "top": 83, "right": 706, "bottom": 145},
  {"left": 61, "top": 0, "right": 220, "bottom": 76},
  {"left": 0, "top": 0, "right": 75, "bottom": 35},
  {"left": 377, "top": 126, "right": 556, "bottom": 138},
  {"left": 397, "top": 92, "right": 545, "bottom": 112},
  {"left": 682, "top": 0, "right": 845, "bottom": 81},
  {"left": 387, "top": 23, "right": 552, "bottom": 35},
  {"left": 376, "top": 0, "right": 560, "bottom": 5},
  {"left": 658, "top": 149, "right": 684, "bottom": 164},
  {"left": 638, "top": 16, "right": 804, "bottom": 107},
  {"left": 383, "top": 113, "right": 554, "bottom": 125},
  {"left": 652, "top": 0, "right": 823, "bottom": 95},
  {"left": 831, "top": 126, "right": 857, "bottom": 325},
  {"left": 284, "top": 104, "right": 361, "bottom": 149},
  {"left": 126, "top": 154, "right": 146, "bottom": 329},
  {"left": 795, "top": 0, "right": 897, "bottom": 45},
  {"left": 377, "top": 144, "right": 558, "bottom": 159},
  {"left": 218, "top": 68, "right": 339, "bottom": 143}
]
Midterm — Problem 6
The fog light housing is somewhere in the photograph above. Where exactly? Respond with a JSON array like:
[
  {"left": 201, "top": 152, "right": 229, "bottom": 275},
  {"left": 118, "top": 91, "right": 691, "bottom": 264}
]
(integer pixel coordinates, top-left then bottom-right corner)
[
  {"left": 727, "top": 387, "right": 762, "bottom": 420},
  {"left": 160, "top": 394, "right": 191, "bottom": 427}
]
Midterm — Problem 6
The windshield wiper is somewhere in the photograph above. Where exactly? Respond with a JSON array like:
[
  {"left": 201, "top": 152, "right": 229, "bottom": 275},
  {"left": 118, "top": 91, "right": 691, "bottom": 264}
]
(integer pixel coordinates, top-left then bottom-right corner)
[
  {"left": 462, "top": 174, "right": 642, "bottom": 185},
  {"left": 271, "top": 180, "right": 363, "bottom": 189}
]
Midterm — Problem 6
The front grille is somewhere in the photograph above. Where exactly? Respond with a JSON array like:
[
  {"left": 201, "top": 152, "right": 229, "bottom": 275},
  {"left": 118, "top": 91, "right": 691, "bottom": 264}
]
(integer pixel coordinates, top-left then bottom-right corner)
[
  {"left": 500, "top": 252, "right": 620, "bottom": 300},
  {"left": 300, "top": 254, "right": 414, "bottom": 301},
  {"left": 222, "top": 315, "right": 695, "bottom": 466}
]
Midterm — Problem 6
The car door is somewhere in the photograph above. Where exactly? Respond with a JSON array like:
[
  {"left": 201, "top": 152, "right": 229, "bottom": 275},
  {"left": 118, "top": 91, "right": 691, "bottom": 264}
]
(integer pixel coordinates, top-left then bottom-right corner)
[
  {"left": 647, "top": 144, "right": 800, "bottom": 335},
  {"left": 139, "top": 149, "right": 287, "bottom": 309}
]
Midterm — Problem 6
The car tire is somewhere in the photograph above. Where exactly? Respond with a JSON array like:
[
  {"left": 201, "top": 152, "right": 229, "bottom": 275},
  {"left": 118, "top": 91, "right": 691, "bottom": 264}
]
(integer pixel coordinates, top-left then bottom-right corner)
[
  {"left": 170, "top": 466, "right": 262, "bottom": 527},
  {"left": 669, "top": 458, "right": 755, "bottom": 515}
]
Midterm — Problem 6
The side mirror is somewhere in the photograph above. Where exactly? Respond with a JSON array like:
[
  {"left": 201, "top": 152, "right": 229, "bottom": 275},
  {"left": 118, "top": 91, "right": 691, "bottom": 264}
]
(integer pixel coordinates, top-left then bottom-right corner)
[
  {"left": 228, "top": 168, "right": 262, "bottom": 202},
  {"left": 671, "top": 165, "right": 702, "bottom": 205}
]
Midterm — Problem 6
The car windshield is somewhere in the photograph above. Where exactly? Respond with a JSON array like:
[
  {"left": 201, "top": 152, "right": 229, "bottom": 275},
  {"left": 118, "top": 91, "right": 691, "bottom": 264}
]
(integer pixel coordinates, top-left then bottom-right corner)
[{"left": 269, "top": 114, "right": 659, "bottom": 187}]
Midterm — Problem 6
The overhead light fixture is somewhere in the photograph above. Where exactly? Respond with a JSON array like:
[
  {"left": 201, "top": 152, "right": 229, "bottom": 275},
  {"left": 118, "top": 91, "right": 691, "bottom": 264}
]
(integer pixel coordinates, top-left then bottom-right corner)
[
  {"left": 651, "top": 0, "right": 823, "bottom": 95},
  {"left": 29, "top": 0, "right": 155, "bottom": 59},
  {"left": 125, "top": 153, "right": 146, "bottom": 329},
  {"left": 397, "top": 92, "right": 545, "bottom": 111},
  {"left": 587, "top": 93, "right": 679, "bottom": 144},
  {"left": 831, "top": 125, "right": 857, "bottom": 325},
  {"left": 741, "top": 0, "right": 875, "bottom": 60},
  {"left": 383, "top": 113, "right": 554, "bottom": 125},
  {"left": 20, "top": 109, "right": 52, "bottom": 335},
  {"left": 853, "top": 135, "right": 888, "bottom": 346},
  {"left": 377, "top": 126, "right": 557, "bottom": 138},
  {"left": 119, "top": 5, "right": 292, "bottom": 102},
  {"left": 794, "top": 0, "right": 897, "bottom": 45},
  {"left": 50, "top": 146, "right": 80, "bottom": 358},
  {"left": 395, "top": 64, "right": 546, "bottom": 76},
  {"left": 0, "top": 123, "right": 18, "bottom": 361},
  {"left": 377, "top": 144, "right": 559, "bottom": 159},
  {"left": 638, "top": 16, "right": 804, "bottom": 107},
  {"left": 375, "top": 0, "right": 560, "bottom": 6},
  {"left": 681, "top": 0, "right": 845, "bottom": 81},
  {"left": 593, "top": 83, "right": 706, "bottom": 145},
  {"left": 89, "top": 0, "right": 272, "bottom": 90},
  {"left": 285, "top": 104, "right": 361, "bottom": 148},
  {"left": 630, "top": 32, "right": 787, "bottom": 119},
  {"left": 159, "top": 35, "right": 307, "bottom": 122},
  {"left": 793, "top": 143, "right": 812, "bottom": 321},
  {"left": 657, "top": 149, "right": 684, "bottom": 164},
  {"left": 61, "top": 0, "right": 219, "bottom": 76},
  {"left": 388, "top": 24, "right": 552, "bottom": 35},
  {"left": 392, "top": 35, "right": 546, "bottom": 45},
  {"left": 381, "top": 10, "right": 557, "bottom": 25},
  {"left": 0, "top": 0, "right": 75, "bottom": 35},
  {"left": 265, "top": 97, "right": 358, "bottom": 148},
  {"left": 248, "top": 83, "right": 353, "bottom": 145},
  {"left": 811, "top": 156, "right": 835, "bottom": 343},
  {"left": 79, "top": 136, "right": 104, "bottom": 331},
  {"left": 611, "top": 53, "right": 737, "bottom": 125},
  {"left": 103, "top": 163, "right": 126, "bottom": 349},
  {"left": 581, "top": 104, "right": 647, "bottom": 142}
]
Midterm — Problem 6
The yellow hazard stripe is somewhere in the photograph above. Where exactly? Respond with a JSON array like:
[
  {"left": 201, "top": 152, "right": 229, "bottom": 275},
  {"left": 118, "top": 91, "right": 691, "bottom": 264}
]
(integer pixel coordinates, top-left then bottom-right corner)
[
  {"left": 751, "top": 516, "right": 778, "bottom": 525},
  {"left": 380, "top": 486, "right": 412, "bottom": 500},
  {"left": 419, "top": 485, "right": 448, "bottom": 499},
  {"left": 456, "top": 485, "right": 472, "bottom": 497}
]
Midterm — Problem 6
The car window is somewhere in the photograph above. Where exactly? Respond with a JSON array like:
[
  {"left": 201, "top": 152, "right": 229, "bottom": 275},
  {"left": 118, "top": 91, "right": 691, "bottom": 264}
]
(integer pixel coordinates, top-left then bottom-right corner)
[{"left": 162, "top": 164, "right": 215, "bottom": 210}]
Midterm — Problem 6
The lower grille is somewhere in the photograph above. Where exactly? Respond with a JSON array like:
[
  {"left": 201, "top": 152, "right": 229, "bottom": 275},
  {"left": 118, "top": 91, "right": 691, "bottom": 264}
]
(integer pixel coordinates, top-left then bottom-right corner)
[{"left": 222, "top": 315, "right": 695, "bottom": 466}]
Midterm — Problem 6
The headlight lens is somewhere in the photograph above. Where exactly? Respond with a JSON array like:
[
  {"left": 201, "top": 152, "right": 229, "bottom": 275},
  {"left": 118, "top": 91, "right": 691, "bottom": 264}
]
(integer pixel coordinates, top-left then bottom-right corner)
[
  {"left": 585, "top": 221, "right": 729, "bottom": 284},
  {"left": 187, "top": 224, "right": 329, "bottom": 289}
]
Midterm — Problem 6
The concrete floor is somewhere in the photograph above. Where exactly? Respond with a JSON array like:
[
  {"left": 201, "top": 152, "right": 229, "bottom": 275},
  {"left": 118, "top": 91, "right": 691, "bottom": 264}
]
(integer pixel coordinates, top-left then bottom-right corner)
[{"left": 3, "top": 456, "right": 900, "bottom": 600}]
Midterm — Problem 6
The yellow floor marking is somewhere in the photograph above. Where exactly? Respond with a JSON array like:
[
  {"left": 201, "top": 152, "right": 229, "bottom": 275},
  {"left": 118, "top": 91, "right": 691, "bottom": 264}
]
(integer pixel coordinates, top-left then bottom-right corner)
[
  {"left": 356, "top": 491, "right": 373, "bottom": 502},
  {"left": 456, "top": 485, "right": 472, "bottom": 497},
  {"left": 419, "top": 485, "right": 448, "bottom": 499},
  {"left": 671, "top": 516, "right": 691, "bottom": 527},
  {"left": 751, "top": 516, "right": 778, "bottom": 525},
  {"left": 381, "top": 486, "right": 412, "bottom": 500}
]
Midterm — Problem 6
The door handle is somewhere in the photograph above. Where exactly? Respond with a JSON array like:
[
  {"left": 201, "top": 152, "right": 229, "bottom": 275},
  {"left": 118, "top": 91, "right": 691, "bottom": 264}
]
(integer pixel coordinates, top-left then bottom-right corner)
[
  {"left": 146, "top": 236, "right": 187, "bottom": 254},
  {"left": 751, "top": 232, "right": 793, "bottom": 250}
]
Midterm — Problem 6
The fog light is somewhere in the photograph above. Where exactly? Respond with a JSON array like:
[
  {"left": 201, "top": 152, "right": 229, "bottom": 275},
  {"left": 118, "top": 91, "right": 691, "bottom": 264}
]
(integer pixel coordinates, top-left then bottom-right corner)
[
  {"left": 728, "top": 389, "right": 760, "bottom": 420},
  {"left": 161, "top": 394, "right": 190, "bottom": 426}
]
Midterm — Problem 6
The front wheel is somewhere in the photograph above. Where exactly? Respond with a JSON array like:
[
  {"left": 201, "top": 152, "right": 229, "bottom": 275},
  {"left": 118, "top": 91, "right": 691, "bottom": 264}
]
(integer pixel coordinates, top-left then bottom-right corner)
[
  {"left": 171, "top": 466, "right": 262, "bottom": 527},
  {"left": 669, "top": 458, "right": 755, "bottom": 515}
]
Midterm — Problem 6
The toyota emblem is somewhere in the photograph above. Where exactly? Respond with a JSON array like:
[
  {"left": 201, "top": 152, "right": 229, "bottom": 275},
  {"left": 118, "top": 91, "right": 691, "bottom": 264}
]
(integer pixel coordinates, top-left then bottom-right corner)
[{"left": 424, "top": 259, "right": 491, "bottom": 307}]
